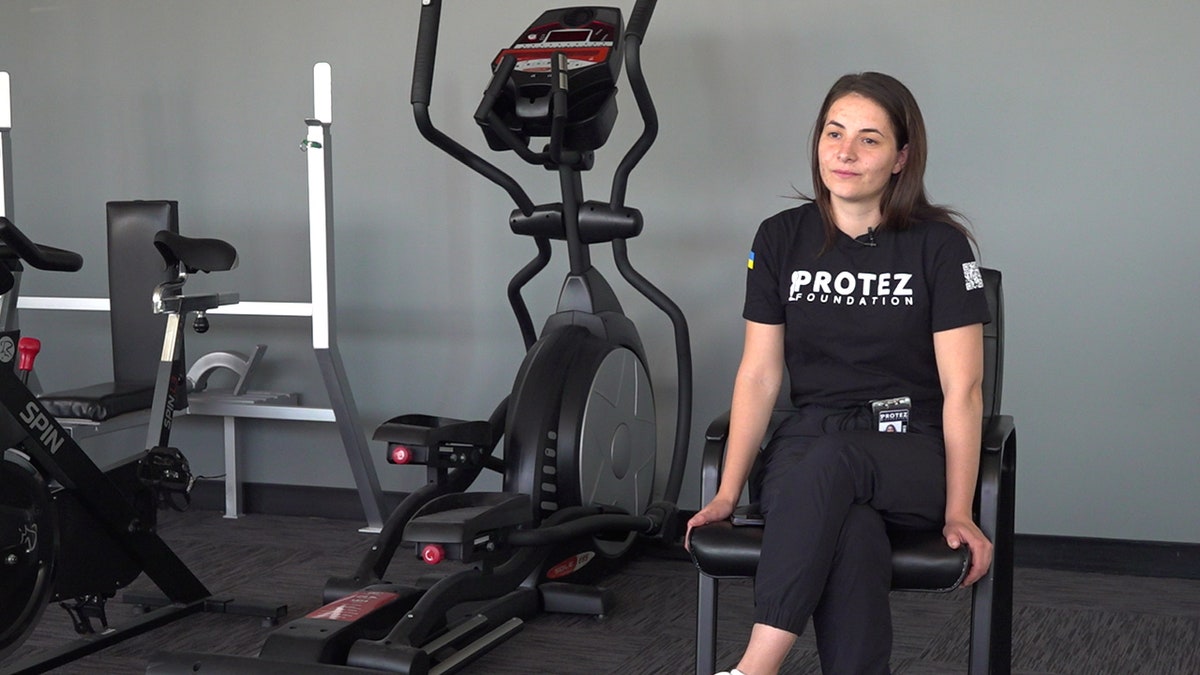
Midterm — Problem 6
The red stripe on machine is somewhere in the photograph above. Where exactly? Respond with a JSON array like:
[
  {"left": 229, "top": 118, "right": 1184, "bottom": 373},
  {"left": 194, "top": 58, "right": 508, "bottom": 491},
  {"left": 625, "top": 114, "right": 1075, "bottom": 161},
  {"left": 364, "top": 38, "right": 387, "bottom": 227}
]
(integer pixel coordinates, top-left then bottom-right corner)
[
  {"left": 547, "top": 551, "right": 595, "bottom": 579},
  {"left": 306, "top": 591, "right": 399, "bottom": 622}
]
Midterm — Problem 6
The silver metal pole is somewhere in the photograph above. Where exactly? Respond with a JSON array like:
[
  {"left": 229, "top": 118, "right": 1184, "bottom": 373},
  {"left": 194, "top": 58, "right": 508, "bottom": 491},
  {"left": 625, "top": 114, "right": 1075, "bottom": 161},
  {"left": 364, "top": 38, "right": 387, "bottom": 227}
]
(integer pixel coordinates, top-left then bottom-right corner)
[{"left": 305, "top": 63, "right": 386, "bottom": 531}]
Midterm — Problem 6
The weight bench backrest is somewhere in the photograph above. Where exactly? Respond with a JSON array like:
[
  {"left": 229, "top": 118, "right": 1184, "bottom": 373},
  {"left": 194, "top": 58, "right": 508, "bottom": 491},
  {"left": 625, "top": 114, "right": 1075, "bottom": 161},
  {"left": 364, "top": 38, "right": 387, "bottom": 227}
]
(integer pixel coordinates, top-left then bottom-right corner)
[
  {"left": 36, "top": 201, "right": 178, "bottom": 422},
  {"left": 107, "top": 200, "right": 179, "bottom": 385}
]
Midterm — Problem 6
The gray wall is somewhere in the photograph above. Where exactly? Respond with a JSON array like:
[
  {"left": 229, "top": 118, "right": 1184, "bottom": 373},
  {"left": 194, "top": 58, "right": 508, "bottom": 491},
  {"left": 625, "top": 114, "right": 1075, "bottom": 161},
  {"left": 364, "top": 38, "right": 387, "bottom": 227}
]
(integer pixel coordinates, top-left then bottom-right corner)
[{"left": 2, "top": 0, "right": 1197, "bottom": 543}]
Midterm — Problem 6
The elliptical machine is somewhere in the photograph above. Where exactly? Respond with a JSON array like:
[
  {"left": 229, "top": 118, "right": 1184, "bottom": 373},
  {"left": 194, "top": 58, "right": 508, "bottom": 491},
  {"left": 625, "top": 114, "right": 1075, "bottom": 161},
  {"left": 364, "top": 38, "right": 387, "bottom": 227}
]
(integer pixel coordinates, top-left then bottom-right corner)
[
  {"left": 147, "top": 2, "right": 688, "bottom": 673},
  {"left": 358, "top": 0, "right": 689, "bottom": 587}
]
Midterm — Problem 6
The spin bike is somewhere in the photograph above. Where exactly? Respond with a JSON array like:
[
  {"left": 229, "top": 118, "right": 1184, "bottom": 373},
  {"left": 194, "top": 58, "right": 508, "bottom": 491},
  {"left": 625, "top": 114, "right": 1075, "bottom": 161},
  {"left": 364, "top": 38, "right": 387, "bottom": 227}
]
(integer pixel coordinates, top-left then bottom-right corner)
[
  {"left": 148, "top": 1, "right": 689, "bottom": 674},
  {"left": 0, "top": 215, "right": 279, "bottom": 673}
]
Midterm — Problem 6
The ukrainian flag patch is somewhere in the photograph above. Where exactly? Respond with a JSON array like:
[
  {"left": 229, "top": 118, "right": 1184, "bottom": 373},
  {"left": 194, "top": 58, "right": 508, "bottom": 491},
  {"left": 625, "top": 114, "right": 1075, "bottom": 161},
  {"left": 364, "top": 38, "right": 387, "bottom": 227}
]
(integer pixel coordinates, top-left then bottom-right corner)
[{"left": 747, "top": 251, "right": 755, "bottom": 270}]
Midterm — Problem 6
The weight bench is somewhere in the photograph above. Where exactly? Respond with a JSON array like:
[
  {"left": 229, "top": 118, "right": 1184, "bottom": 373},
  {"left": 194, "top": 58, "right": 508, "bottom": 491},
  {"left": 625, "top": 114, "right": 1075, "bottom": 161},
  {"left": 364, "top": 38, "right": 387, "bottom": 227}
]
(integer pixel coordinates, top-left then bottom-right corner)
[{"left": 37, "top": 201, "right": 178, "bottom": 439}]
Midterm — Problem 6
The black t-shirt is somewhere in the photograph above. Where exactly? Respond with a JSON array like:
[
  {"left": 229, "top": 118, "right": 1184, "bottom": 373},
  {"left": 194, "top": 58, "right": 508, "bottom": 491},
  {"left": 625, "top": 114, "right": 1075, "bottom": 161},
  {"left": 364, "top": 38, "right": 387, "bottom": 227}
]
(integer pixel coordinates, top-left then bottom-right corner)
[{"left": 743, "top": 203, "right": 991, "bottom": 431}]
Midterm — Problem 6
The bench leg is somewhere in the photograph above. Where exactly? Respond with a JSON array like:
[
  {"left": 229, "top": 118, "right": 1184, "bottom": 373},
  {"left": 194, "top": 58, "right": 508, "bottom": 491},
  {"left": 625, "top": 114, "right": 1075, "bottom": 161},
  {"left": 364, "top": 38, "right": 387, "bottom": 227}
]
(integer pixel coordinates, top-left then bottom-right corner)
[{"left": 222, "top": 415, "right": 243, "bottom": 518}]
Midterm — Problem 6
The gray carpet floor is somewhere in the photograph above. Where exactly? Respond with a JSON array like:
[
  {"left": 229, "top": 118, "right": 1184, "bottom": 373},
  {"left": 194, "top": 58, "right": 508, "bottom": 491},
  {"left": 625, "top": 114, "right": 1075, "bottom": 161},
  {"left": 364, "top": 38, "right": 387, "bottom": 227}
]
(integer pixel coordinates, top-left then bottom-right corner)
[{"left": 3, "top": 509, "right": 1199, "bottom": 674}]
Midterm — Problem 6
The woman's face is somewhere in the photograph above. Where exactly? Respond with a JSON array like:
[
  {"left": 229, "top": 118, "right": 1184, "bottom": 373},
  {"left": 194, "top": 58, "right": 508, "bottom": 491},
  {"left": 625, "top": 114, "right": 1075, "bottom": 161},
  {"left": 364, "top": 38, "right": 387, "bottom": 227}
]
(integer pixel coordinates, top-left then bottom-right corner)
[{"left": 817, "top": 93, "right": 909, "bottom": 214}]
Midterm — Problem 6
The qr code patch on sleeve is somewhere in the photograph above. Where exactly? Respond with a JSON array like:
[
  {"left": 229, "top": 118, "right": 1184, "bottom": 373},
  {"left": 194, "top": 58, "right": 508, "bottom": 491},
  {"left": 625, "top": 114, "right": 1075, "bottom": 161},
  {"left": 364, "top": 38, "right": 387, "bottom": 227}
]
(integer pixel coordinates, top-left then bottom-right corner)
[{"left": 963, "top": 261, "right": 984, "bottom": 291}]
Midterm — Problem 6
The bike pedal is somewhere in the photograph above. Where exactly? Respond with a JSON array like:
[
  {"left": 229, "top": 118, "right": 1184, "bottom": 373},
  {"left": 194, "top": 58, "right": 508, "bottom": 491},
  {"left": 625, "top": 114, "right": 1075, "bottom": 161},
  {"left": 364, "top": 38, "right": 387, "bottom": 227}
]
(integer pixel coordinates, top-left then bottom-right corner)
[{"left": 60, "top": 595, "right": 110, "bottom": 635}]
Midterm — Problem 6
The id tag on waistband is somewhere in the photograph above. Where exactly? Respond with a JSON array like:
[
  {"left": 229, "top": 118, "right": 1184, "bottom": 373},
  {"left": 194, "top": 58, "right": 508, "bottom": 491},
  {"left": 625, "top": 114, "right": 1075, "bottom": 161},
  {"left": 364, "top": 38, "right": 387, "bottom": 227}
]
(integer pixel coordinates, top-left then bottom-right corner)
[{"left": 871, "top": 396, "right": 911, "bottom": 433}]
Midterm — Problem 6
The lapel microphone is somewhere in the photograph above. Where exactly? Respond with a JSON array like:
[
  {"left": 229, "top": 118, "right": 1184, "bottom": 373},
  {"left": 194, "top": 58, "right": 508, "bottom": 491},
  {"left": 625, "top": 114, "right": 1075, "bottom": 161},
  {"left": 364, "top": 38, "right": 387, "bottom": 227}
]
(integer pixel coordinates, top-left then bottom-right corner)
[{"left": 856, "top": 227, "right": 878, "bottom": 247}]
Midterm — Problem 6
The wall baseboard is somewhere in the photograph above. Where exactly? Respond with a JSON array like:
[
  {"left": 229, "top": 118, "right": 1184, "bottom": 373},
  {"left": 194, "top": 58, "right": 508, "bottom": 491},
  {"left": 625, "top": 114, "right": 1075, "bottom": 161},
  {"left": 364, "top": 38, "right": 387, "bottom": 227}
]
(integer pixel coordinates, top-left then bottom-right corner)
[
  {"left": 189, "top": 482, "right": 1200, "bottom": 580},
  {"left": 1014, "top": 533, "right": 1200, "bottom": 580},
  {"left": 189, "top": 479, "right": 404, "bottom": 524}
]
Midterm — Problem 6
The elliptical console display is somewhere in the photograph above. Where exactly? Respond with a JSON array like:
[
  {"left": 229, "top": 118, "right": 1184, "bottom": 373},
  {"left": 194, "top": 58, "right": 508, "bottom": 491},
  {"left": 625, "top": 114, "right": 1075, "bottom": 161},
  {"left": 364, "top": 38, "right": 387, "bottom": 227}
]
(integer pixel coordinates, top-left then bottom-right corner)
[{"left": 485, "top": 7, "right": 623, "bottom": 151}]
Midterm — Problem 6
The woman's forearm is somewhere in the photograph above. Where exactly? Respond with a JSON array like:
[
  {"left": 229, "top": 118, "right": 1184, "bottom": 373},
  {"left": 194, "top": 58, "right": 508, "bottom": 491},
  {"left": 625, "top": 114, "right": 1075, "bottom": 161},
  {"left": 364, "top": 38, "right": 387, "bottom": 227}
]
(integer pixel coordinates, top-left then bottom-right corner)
[
  {"left": 717, "top": 371, "right": 781, "bottom": 503},
  {"left": 942, "top": 385, "right": 983, "bottom": 522}
]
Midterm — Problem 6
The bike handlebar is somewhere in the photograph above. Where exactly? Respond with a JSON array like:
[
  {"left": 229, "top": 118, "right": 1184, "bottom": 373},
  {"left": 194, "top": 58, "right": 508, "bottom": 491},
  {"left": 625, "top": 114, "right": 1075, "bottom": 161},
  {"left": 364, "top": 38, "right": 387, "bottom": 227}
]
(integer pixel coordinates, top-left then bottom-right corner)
[{"left": 0, "top": 216, "right": 84, "bottom": 272}]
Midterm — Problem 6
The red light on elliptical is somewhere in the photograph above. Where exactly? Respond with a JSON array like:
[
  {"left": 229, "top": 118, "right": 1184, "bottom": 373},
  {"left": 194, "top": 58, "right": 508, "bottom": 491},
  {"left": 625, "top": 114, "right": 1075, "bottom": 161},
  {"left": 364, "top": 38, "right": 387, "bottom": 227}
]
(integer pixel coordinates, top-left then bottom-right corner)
[
  {"left": 421, "top": 544, "right": 445, "bottom": 565},
  {"left": 390, "top": 445, "right": 412, "bottom": 465}
]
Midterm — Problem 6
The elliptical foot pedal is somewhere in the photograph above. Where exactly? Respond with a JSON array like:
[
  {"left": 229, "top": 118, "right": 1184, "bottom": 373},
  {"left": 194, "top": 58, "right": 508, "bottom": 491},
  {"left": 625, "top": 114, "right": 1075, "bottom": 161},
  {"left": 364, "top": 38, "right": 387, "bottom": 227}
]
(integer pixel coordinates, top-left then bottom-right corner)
[
  {"left": 373, "top": 414, "right": 493, "bottom": 468},
  {"left": 403, "top": 492, "right": 532, "bottom": 564}
]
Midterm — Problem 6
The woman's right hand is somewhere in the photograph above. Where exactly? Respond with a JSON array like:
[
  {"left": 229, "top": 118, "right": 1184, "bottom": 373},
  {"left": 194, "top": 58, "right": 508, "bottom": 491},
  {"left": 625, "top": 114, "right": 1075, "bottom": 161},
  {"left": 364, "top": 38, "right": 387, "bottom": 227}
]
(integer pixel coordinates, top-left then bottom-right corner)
[{"left": 684, "top": 496, "right": 737, "bottom": 551}]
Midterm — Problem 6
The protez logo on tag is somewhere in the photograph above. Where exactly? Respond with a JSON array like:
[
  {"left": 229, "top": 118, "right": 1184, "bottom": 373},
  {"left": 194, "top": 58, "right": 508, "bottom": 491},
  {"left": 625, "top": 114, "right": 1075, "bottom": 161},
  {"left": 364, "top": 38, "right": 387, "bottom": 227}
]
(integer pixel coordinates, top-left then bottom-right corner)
[{"left": 871, "top": 396, "right": 911, "bottom": 433}]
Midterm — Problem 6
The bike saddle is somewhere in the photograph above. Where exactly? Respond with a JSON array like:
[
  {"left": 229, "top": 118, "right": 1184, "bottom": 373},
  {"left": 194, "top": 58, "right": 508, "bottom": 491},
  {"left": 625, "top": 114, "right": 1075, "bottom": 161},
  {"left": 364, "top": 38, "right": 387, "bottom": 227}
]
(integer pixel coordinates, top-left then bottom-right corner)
[{"left": 153, "top": 230, "right": 238, "bottom": 274}]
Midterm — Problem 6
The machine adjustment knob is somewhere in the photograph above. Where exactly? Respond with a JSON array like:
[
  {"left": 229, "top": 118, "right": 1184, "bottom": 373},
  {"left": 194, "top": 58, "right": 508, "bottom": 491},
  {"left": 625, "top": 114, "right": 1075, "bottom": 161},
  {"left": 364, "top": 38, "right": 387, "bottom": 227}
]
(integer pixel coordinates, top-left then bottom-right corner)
[{"left": 18, "top": 337, "right": 41, "bottom": 372}]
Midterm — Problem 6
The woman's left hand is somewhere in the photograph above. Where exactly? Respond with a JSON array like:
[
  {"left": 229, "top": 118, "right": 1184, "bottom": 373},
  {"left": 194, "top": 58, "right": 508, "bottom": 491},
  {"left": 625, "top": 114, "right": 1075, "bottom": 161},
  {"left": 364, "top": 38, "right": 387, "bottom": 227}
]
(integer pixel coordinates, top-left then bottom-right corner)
[{"left": 944, "top": 517, "right": 993, "bottom": 586}]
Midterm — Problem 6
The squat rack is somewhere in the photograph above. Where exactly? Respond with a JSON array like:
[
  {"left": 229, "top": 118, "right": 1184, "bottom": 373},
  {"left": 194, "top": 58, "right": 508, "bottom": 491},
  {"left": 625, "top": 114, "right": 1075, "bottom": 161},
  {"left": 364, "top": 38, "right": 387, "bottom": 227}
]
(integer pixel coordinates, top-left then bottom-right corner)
[{"left": 5, "top": 65, "right": 387, "bottom": 531}]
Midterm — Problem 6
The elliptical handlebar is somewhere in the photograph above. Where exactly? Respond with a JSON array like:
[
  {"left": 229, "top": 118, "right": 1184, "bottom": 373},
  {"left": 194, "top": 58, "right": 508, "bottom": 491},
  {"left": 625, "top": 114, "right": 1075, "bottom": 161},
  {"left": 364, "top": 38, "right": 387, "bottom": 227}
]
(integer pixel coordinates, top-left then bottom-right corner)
[
  {"left": 410, "top": 0, "right": 441, "bottom": 109},
  {"left": 625, "top": 0, "right": 658, "bottom": 41},
  {"left": 410, "top": 0, "right": 536, "bottom": 216},
  {"left": 610, "top": 0, "right": 659, "bottom": 208},
  {"left": 0, "top": 216, "right": 84, "bottom": 272}
]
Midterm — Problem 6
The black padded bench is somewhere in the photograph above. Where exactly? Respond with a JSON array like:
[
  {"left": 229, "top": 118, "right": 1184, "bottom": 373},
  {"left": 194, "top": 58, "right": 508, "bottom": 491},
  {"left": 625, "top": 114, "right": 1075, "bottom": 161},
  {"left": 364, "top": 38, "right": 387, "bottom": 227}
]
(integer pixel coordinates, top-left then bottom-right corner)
[{"left": 37, "top": 201, "right": 177, "bottom": 429}]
